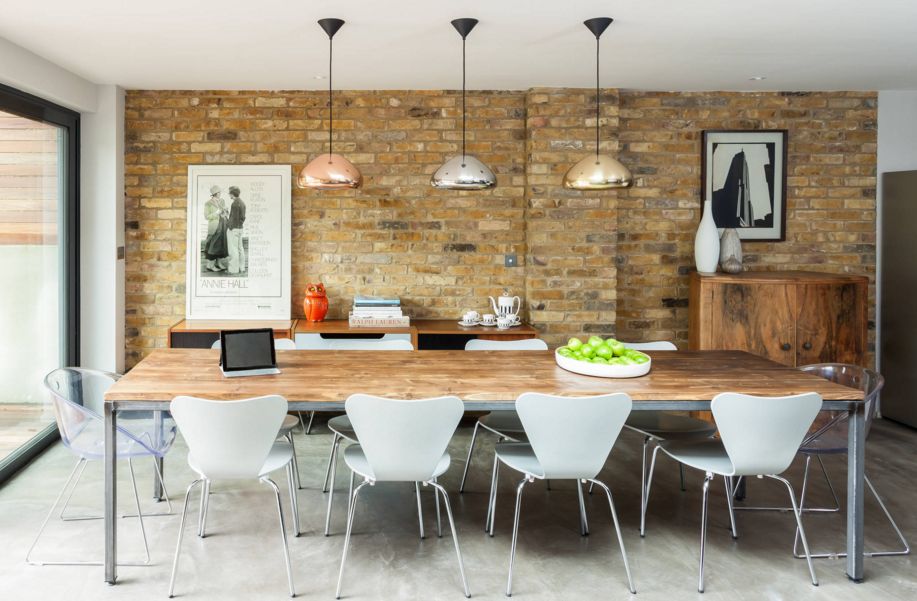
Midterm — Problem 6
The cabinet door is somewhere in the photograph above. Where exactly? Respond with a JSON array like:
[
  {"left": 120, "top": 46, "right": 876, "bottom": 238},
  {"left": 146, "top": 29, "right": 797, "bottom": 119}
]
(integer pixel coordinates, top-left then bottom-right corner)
[
  {"left": 709, "top": 283, "right": 797, "bottom": 366},
  {"left": 795, "top": 283, "right": 865, "bottom": 366}
]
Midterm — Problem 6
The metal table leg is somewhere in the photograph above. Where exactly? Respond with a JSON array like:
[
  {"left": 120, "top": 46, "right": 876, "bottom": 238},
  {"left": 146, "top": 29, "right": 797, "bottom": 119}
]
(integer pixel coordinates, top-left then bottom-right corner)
[
  {"left": 152, "top": 410, "right": 164, "bottom": 502},
  {"left": 104, "top": 403, "right": 118, "bottom": 584},
  {"left": 846, "top": 402, "right": 866, "bottom": 582}
]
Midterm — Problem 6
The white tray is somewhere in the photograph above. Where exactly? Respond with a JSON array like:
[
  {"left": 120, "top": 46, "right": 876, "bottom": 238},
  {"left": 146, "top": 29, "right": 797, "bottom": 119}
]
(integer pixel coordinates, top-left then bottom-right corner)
[{"left": 554, "top": 349, "right": 651, "bottom": 378}]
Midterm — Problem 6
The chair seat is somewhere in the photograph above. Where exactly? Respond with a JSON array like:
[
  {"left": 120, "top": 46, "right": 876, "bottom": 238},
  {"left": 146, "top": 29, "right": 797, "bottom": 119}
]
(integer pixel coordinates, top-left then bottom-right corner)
[
  {"left": 800, "top": 428, "right": 849, "bottom": 455},
  {"left": 495, "top": 442, "right": 547, "bottom": 479},
  {"left": 328, "top": 415, "right": 357, "bottom": 441},
  {"left": 188, "top": 441, "right": 294, "bottom": 479},
  {"left": 343, "top": 444, "right": 451, "bottom": 482},
  {"left": 625, "top": 411, "right": 717, "bottom": 440},
  {"left": 657, "top": 439, "right": 736, "bottom": 476},
  {"left": 278, "top": 414, "right": 299, "bottom": 435},
  {"left": 480, "top": 411, "right": 525, "bottom": 434}
]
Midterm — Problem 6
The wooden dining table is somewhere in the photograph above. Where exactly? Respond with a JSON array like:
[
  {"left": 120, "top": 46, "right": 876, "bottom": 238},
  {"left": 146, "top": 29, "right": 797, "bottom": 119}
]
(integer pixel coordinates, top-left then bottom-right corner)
[{"left": 102, "top": 348, "right": 869, "bottom": 585}]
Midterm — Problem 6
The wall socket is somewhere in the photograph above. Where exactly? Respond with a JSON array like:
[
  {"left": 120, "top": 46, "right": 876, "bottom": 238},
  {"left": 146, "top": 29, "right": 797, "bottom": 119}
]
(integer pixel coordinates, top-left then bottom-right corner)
[{"left": 504, "top": 253, "right": 518, "bottom": 267}]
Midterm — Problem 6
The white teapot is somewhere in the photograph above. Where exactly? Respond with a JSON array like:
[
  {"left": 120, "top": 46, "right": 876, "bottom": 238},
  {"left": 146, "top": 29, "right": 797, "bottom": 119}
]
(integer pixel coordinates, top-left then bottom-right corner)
[{"left": 489, "top": 289, "right": 522, "bottom": 319}]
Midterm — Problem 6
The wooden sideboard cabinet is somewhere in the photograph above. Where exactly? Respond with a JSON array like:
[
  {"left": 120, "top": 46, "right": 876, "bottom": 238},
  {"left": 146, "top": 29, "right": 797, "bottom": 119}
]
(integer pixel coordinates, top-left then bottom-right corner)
[{"left": 689, "top": 271, "right": 868, "bottom": 367}]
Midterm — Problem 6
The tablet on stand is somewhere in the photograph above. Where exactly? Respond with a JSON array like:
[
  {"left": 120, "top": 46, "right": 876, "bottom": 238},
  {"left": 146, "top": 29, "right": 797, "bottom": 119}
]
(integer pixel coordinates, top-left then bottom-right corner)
[{"left": 219, "top": 328, "right": 281, "bottom": 377}]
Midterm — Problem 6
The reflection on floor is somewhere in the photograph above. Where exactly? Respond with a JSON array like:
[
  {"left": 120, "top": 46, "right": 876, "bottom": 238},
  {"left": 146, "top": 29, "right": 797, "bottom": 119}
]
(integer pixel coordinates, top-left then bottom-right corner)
[
  {"left": 0, "top": 404, "right": 53, "bottom": 459},
  {"left": 0, "top": 417, "right": 914, "bottom": 601}
]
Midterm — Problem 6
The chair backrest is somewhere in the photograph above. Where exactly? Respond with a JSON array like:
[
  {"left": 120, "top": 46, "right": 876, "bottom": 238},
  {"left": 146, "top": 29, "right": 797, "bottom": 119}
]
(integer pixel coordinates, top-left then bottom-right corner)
[
  {"left": 464, "top": 338, "right": 549, "bottom": 351},
  {"left": 515, "top": 392, "right": 633, "bottom": 480},
  {"left": 211, "top": 337, "right": 296, "bottom": 350},
  {"left": 327, "top": 339, "right": 414, "bottom": 351},
  {"left": 798, "top": 363, "right": 884, "bottom": 438},
  {"left": 712, "top": 392, "right": 822, "bottom": 476},
  {"left": 345, "top": 394, "right": 463, "bottom": 481},
  {"left": 622, "top": 340, "right": 677, "bottom": 351},
  {"left": 170, "top": 395, "right": 288, "bottom": 479}
]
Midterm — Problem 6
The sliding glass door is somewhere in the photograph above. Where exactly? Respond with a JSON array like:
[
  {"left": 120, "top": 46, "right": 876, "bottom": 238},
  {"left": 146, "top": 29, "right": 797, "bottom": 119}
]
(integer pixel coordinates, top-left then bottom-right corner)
[{"left": 0, "top": 83, "right": 78, "bottom": 482}]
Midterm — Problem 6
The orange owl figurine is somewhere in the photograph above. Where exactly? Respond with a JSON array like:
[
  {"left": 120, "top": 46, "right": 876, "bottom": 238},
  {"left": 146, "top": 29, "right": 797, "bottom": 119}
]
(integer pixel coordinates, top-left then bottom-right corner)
[{"left": 303, "top": 283, "right": 329, "bottom": 322}]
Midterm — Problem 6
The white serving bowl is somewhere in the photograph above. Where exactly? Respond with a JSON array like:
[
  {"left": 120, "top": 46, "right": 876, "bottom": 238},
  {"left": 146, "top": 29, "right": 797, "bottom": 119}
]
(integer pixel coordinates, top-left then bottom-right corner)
[{"left": 554, "top": 349, "right": 652, "bottom": 378}]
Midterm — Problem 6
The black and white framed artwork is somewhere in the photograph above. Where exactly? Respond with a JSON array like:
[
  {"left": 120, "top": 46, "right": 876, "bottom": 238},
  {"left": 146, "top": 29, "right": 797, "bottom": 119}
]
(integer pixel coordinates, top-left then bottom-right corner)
[{"left": 701, "top": 130, "right": 787, "bottom": 241}]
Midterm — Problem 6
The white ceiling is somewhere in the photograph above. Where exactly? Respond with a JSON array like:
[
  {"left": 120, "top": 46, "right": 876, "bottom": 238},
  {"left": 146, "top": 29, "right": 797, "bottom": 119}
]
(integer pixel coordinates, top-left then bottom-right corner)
[{"left": 2, "top": 0, "right": 917, "bottom": 91}]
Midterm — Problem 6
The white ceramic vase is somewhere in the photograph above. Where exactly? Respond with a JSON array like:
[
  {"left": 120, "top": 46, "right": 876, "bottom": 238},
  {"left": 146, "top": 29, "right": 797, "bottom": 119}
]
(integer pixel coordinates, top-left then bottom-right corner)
[{"left": 694, "top": 199, "right": 720, "bottom": 274}]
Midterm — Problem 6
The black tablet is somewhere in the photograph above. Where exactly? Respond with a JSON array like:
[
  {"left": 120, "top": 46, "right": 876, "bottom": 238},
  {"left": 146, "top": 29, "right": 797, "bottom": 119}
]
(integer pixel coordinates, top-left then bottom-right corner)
[{"left": 219, "top": 328, "right": 279, "bottom": 376}]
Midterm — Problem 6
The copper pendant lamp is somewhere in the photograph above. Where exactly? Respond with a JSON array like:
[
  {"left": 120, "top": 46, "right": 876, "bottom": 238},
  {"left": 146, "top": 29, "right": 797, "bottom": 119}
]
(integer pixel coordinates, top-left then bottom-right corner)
[
  {"left": 431, "top": 18, "right": 496, "bottom": 190},
  {"left": 563, "top": 17, "right": 633, "bottom": 190},
  {"left": 297, "top": 18, "right": 362, "bottom": 190}
]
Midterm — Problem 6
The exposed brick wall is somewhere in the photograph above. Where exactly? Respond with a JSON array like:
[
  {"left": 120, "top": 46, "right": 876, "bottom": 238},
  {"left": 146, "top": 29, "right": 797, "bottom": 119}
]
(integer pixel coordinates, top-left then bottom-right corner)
[
  {"left": 123, "top": 88, "right": 877, "bottom": 366},
  {"left": 615, "top": 92, "right": 877, "bottom": 360}
]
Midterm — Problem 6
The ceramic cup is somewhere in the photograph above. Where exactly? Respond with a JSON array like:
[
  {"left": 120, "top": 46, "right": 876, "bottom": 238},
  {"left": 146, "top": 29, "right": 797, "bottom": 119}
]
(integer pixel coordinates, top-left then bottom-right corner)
[
  {"left": 464, "top": 310, "right": 480, "bottom": 322},
  {"left": 497, "top": 315, "right": 514, "bottom": 329},
  {"left": 482, "top": 314, "right": 496, "bottom": 325}
]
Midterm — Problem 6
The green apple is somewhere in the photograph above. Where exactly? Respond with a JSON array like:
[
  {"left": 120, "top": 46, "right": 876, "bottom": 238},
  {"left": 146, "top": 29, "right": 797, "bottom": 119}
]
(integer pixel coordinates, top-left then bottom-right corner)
[
  {"left": 580, "top": 345, "right": 596, "bottom": 359},
  {"left": 567, "top": 337, "right": 584, "bottom": 350},
  {"left": 619, "top": 355, "right": 637, "bottom": 365},
  {"left": 610, "top": 341, "right": 626, "bottom": 357},
  {"left": 632, "top": 353, "right": 650, "bottom": 364},
  {"left": 557, "top": 347, "right": 574, "bottom": 358},
  {"left": 591, "top": 357, "right": 609, "bottom": 364},
  {"left": 587, "top": 335, "right": 605, "bottom": 348},
  {"left": 595, "top": 344, "right": 614, "bottom": 360}
]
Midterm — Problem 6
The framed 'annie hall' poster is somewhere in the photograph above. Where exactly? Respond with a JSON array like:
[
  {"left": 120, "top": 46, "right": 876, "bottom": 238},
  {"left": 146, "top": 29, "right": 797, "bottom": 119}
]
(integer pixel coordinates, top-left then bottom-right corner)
[{"left": 185, "top": 165, "right": 291, "bottom": 320}]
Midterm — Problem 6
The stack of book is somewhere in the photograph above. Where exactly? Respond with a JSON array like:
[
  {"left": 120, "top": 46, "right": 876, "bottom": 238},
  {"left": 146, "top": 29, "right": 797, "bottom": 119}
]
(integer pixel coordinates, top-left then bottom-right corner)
[{"left": 349, "top": 295, "right": 410, "bottom": 327}]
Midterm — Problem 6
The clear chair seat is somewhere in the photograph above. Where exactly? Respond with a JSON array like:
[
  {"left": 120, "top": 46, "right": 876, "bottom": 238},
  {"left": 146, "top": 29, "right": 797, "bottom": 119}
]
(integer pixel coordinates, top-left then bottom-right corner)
[
  {"left": 343, "top": 444, "right": 451, "bottom": 482},
  {"left": 799, "top": 429, "right": 849, "bottom": 455},
  {"left": 625, "top": 412, "right": 717, "bottom": 440},
  {"left": 657, "top": 439, "right": 736, "bottom": 476}
]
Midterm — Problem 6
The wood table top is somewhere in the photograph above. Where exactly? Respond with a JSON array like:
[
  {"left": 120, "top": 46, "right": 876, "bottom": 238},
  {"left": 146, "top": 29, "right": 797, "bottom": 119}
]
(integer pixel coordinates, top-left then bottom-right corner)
[{"left": 106, "top": 349, "right": 863, "bottom": 406}]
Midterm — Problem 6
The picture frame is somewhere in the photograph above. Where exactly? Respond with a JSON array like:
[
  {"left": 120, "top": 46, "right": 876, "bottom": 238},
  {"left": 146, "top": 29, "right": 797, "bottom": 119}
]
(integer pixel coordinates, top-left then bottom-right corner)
[
  {"left": 185, "top": 164, "right": 291, "bottom": 320},
  {"left": 701, "top": 129, "right": 788, "bottom": 241}
]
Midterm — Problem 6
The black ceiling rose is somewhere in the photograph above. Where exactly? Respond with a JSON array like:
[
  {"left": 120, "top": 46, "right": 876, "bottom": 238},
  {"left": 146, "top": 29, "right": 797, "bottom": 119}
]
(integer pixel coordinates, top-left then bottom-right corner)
[
  {"left": 450, "top": 18, "right": 479, "bottom": 39},
  {"left": 584, "top": 17, "right": 613, "bottom": 39},
  {"left": 318, "top": 18, "right": 345, "bottom": 39}
]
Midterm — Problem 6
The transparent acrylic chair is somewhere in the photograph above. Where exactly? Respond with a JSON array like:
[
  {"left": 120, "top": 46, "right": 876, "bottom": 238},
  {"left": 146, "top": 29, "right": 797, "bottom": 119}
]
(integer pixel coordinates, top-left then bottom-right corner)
[
  {"left": 336, "top": 393, "right": 470, "bottom": 599},
  {"left": 458, "top": 337, "right": 549, "bottom": 494},
  {"left": 657, "top": 392, "right": 822, "bottom": 593},
  {"left": 320, "top": 338, "right": 421, "bottom": 536},
  {"left": 168, "top": 394, "right": 298, "bottom": 598},
  {"left": 27, "top": 367, "right": 177, "bottom": 566},
  {"left": 488, "top": 392, "right": 637, "bottom": 596},
  {"left": 790, "top": 363, "right": 909, "bottom": 558}
]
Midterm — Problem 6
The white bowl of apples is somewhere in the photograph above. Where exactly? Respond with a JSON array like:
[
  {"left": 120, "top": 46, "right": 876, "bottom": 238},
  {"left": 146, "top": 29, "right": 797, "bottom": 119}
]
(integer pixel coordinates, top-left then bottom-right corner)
[{"left": 555, "top": 336, "right": 652, "bottom": 378}]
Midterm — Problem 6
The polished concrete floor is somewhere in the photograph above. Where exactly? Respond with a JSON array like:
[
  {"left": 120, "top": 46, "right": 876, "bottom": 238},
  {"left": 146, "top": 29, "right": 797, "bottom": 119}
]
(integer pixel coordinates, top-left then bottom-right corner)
[{"left": 0, "top": 417, "right": 914, "bottom": 601}]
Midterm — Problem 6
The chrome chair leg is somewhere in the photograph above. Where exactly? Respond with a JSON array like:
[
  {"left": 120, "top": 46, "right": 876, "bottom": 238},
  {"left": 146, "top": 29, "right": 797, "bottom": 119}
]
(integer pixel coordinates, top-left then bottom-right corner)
[
  {"left": 641, "top": 443, "right": 662, "bottom": 537},
  {"left": 286, "top": 431, "right": 303, "bottom": 491},
  {"left": 459, "top": 421, "right": 482, "bottom": 493},
  {"left": 169, "top": 479, "right": 204, "bottom": 597},
  {"left": 415, "top": 481, "right": 426, "bottom": 540},
  {"left": 198, "top": 479, "right": 211, "bottom": 537},
  {"left": 324, "top": 435, "right": 343, "bottom": 536},
  {"left": 58, "top": 459, "right": 90, "bottom": 521},
  {"left": 735, "top": 454, "right": 839, "bottom": 513},
  {"left": 287, "top": 463, "right": 301, "bottom": 536},
  {"left": 262, "top": 477, "right": 295, "bottom": 597},
  {"left": 59, "top": 455, "right": 173, "bottom": 521},
  {"left": 26, "top": 459, "right": 84, "bottom": 564},
  {"left": 487, "top": 453, "right": 501, "bottom": 536},
  {"left": 724, "top": 476, "right": 738, "bottom": 539},
  {"left": 336, "top": 480, "right": 371, "bottom": 599},
  {"left": 576, "top": 479, "right": 589, "bottom": 536},
  {"left": 698, "top": 472, "right": 713, "bottom": 593},
  {"left": 589, "top": 478, "right": 636, "bottom": 594},
  {"left": 506, "top": 477, "right": 531, "bottom": 597},
  {"left": 680, "top": 463, "right": 687, "bottom": 491},
  {"left": 429, "top": 480, "right": 471, "bottom": 597},
  {"left": 323, "top": 432, "right": 341, "bottom": 493},
  {"left": 767, "top": 474, "right": 817, "bottom": 586},
  {"left": 126, "top": 458, "right": 152, "bottom": 565},
  {"left": 433, "top": 478, "right": 443, "bottom": 538},
  {"left": 306, "top": 411, "right": 315, "bottom": 434}
]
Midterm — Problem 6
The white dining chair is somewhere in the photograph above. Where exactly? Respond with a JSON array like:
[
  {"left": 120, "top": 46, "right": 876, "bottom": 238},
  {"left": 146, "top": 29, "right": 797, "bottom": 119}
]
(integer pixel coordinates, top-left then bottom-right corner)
[
  {"left": 27, "top": 368, "right": 176, "bottom": 566},
  {"left": 321, "top": 338, "right": 418, "bottom": 536},
  {"left": 458, "top": 337, "right": 549, "bottom": 493},
  {"left": 212, "top": 337, "right": 307, "bottom": 483},
  {"left": 336, "top": 393, "right": 470, "bottom": 599},
  {"left": 614, "top": 340, "right": 719, "bottom": 536},
  {"left": 168, "top": 395, "right": 298, "bottom": 598},
  {"left": 657, "top": 392, "right": 822, "bottom": 593},
  {"left": 487, "top": 392, "right": 636, "bottom": 596}
]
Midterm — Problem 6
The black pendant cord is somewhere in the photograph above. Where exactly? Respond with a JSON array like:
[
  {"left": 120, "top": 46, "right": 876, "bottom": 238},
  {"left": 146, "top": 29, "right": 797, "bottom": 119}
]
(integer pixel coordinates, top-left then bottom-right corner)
[
  {"left": 328, "top": 35, "right": 333, "bottom": 160},
  {"left": 595, "top": 34, "right": 600, "bottom": 160},
  {"left": 461, "top": 35, "right": 467, "bottom": 163}
]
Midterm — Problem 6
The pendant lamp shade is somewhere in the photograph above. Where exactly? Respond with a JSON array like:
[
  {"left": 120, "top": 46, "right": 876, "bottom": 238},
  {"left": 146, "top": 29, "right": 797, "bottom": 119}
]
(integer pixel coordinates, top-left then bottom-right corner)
[
  {"left": 297, "top": 18, "right": 362, "bottom": 190},
  {"left": 431, "top": 18, "right": 496, "bottom": 190},
  {"left": 563, "top": 17, "right": 632, "bottom": 190}
]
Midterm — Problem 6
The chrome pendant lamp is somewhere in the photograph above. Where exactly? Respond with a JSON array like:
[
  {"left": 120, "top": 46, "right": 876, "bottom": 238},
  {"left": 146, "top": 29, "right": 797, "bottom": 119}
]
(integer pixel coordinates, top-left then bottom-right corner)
[
  {"left": 297, "top": 18, "right": 362, "bottom": 190},
  {"left": 431, "top": 18, "right": 496, "bottom": 190},
  {"left": 563, "top": 17, "right": 633, "bottom": 190}
]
